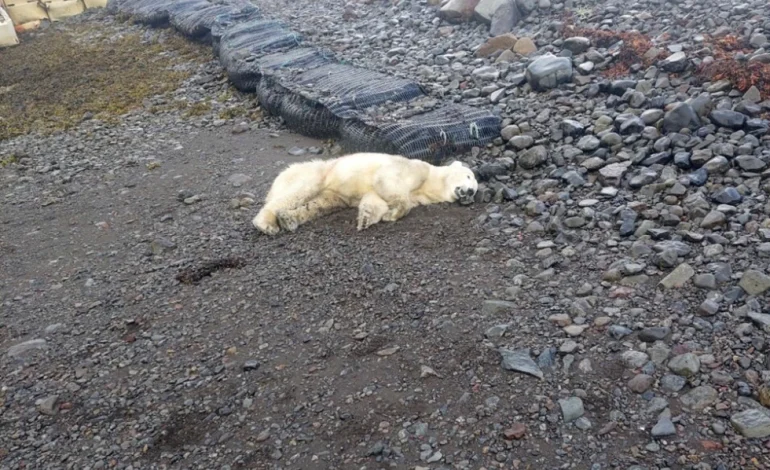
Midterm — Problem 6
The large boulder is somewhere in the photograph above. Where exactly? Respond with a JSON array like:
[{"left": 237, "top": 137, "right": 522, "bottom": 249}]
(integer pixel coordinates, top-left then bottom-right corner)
[
  {"left": 489, "top": 0, "right": 522, "bottom": 35},
  {"left": 439, "top": 0, "right": 482, "bottom": 22},
  {"left": 525, "top": 54, "right": 573, "bottom": 91},
  {"left": 474, "top": 0, "right": 510, "bottom": 22}
]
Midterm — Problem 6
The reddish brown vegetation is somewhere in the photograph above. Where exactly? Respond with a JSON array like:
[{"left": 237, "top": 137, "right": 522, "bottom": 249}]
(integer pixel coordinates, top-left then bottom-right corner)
[
  {"left": 561, "top": 13, "right": 770, "bottom": 100},
  {"left": 561, "top": 13, "right": 654, "bottom": 78},
  {"left": 695, "top": 35, "right": 770, "bottom": 99}
]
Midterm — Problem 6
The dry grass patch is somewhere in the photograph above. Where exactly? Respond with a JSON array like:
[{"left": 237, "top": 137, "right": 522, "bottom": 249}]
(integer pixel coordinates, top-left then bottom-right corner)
[{"left": 0, "top": 22, "right": 210, "bottom": 141}]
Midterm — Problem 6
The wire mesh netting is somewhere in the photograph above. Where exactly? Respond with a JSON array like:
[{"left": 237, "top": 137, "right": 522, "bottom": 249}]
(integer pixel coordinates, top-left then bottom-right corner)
[
  {"left": 227, "top": 47, "right": 333, "bottom": 92},
  {"left": 210, "top": 6, "right": 261, "bottom": 55},
  {"left": 279, "top": 92, "right": 343, "bottom": 138},
  {"left": 340, "top": 105, "right": 501, "bottom": 164},
  {"left": 255, "top": 76, "right": 288, "bottom": 116},
  {"left": 250, "top": 63, "right": 427, "bottom": 138},
  {"left": 128, "top": 0, "right": 202, "bottom": 27},
  {"left": 288, "top": 63, "right": 426, "bottom": 119},
  {"left": 106, "top": 0, "right": 503, "bottom": 163},
  {"left": 170, "top": 2, "right": 246, "bottom": 41},
  {"left": 217, "top": 19, "right": 302, "bottom": 72}
]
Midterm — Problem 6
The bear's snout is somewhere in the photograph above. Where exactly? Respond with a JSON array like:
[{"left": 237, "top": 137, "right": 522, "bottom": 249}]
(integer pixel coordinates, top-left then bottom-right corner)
[{"left": 455, "top": 186, "right": 476, "bottom": 203}]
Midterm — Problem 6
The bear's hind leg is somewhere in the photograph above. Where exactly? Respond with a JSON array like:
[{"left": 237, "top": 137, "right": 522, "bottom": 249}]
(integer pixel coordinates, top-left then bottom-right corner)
[
  {"left": 252, "top": 162, "right": 326, "bottom": 235},
  {"left": 357, "top": 193, "right": 389, "bottom": 231},
  {"left": 279, "top": 191, "right": 347, "bottom": 232}
]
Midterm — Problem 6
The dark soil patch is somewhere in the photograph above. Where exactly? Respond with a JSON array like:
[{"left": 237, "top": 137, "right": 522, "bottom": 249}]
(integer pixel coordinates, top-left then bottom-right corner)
[
  {"left": 146, "top": 412, "right": 209, "bottom": 459},
  {"left": 176, "top": 257, "right": 247, "bottom": 284}
]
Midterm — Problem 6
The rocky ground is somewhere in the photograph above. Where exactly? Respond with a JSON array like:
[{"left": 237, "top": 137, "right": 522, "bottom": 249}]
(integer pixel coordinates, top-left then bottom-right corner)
[{"left": 2, "top": 0, "right": 770, "bottom": 469}]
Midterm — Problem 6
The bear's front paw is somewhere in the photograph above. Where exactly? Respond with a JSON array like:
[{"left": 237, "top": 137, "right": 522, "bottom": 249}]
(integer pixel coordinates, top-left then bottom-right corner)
[{"left": 276, "top": 211, "right": 299, "bottom": 232}]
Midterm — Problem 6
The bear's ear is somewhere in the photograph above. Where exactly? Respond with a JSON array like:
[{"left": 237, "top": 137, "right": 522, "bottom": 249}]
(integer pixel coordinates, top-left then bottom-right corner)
[{"left": 449, "top": 161, "right": 463, "bottom": 168}]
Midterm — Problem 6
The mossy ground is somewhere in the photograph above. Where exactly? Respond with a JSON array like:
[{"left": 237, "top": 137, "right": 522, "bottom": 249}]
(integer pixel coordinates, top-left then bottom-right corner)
[{"left": 0, "top": 19, "right": 211, "bottom": 141}]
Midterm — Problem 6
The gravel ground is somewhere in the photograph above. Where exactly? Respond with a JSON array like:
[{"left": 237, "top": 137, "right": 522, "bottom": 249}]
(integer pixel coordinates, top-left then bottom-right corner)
[{"left": 2, "top": 1, "right": 770, "bottom": 469}]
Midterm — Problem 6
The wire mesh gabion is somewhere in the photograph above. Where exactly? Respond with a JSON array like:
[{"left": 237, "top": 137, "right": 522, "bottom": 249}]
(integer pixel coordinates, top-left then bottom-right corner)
[{"left": 340, "top": 105, "right": 501, "bottom": 164}]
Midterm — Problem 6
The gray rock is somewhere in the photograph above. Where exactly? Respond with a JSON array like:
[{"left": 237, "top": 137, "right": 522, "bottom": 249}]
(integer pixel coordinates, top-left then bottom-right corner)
[
  {"left": 747, "top": 311, "right": 770, "bottom": 329},
  {"left": 561, "top": 119, "right": 585, "bottom": 136},
  {"left": 651, "top": 416, "right": 676, "bottom": 438},
  {"left": 744, "top": 86, "right": 762, "bottom": 104},
  {"left": 500, "top": 348, "right": 544, "bottom": 379},
  {"left": 663, "top": 103, "right": 700, "bottom": 132},
  {"left": 609, "top": 325, "right": 633, "bottom": 339},
  {"left": 574, "top": 416, "right": 592, "bottom": 430},
  {"left": 559, "top": 397, "right": 584, "bottom": 423},
  {"left": 489, "top": 0, "right": 522, "bottom": 35},
  {"left": 638, "top": 327, "right": 670, "bottom": 343},
  {"left": 474, "top": 0, "right": 511, "bottom": 21},
  {"left": 228, "top": 173, "right": 252, "bottom": 187},
  {"left": 660, "top": 52, "right": 687, "bottom": 73},
  {"left": 525, "top": 54, "right": 573, "bottom": 91},
  {"left": 739, "top": 270, "right": 770, "bottom": 295},
  {"left": 750, "top": 34, "right": 768, "bottom": 48},
  {"left": 482, "top": 300, "right": 516, "bottom": 315},
  {"left": 731, "top": 408, "right": 770, "bottom": 438},
  {"left": 699, "top": 299, "right": 719, "bottom": 316},
  {"left": 680, "top": 386, "right": 718, "bottom": 411},
  {"left": 576, "top": 135, "right": 600, "bottom": 151},
  {"left": 485, "top": 323, "right": 509, "bottom": 339},
  {"left": 700, "top": 211, "right": 726, "bottom": 229},
  {"left": 711, "top": 187, "right": 742, "bottom": 205},
  {"left": 687, "top": 168, "right": 708, "bottom": 187},
  {"left": 659, "top": 263, "right": 694, "bottom": 289},
  {"left": 509, "top": 135, "right": 534, "bottom": 150},
  {"left": 704, "top": 156, "right": 729, "bottom": 174},
  {"left": 7, "top": 339, "right": 47, "bottom": 358},
  {"left": 518, "top": 145, "right": 548, "bottom": 169},
  {"left": 735, "top": 155, "right": 766, "bottom": 171},
  {"left": 628, "top": 374, "right": 654, "bottom": 393},
  {"left": 668, "top": 353, "right": 700, "bottom": 377},
  {"left": 693, "top": 273, "right": 717, "bottom": 290},
  {"left": 562, "top": 36, "right": 591, "bottom": 55},
  {"left": 710, "top": 110, "right": 747, "bottom": 129},
  {"left": 619, "top": 116, "right": 645, "bottom": 135},
  {"left": 641, "top": 109, "right": 664, "bottom": 125},
  {"left": 37, "top": 395, "right": 59, "bottom": 416},
  {"left": 622, "top": 350, "right": 649, "bottom": 369},
  {"left": 661, "top": 374, "right": 686, "bottom": 393},
  {"left": 500, "top": 124, "right": 521, "bottom": 141},
  {"left": 515, "top": 0, "right": 536, "bottom": 14}
]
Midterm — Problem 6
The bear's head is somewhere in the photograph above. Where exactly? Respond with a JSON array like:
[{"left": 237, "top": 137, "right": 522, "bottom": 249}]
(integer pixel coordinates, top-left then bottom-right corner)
[{"left": 444, "top": 161, "right": 478, "bottom": 204}]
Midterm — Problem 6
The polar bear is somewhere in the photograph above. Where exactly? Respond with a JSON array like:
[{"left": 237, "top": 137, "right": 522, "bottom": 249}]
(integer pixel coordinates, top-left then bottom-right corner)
[{"left": 252, "top": 152, "right": 478, "bottom": 235}]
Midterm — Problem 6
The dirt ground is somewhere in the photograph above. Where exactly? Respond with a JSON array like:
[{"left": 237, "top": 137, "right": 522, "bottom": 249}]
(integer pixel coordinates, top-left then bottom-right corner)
[{"left": 0, "top": 121, "right": 656, "bottom": 469}]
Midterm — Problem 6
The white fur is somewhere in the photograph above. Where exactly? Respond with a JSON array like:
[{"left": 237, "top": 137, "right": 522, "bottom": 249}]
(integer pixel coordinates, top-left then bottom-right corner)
[{"left": 252, "top": 152, "right": 478, "bottom": 235}]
